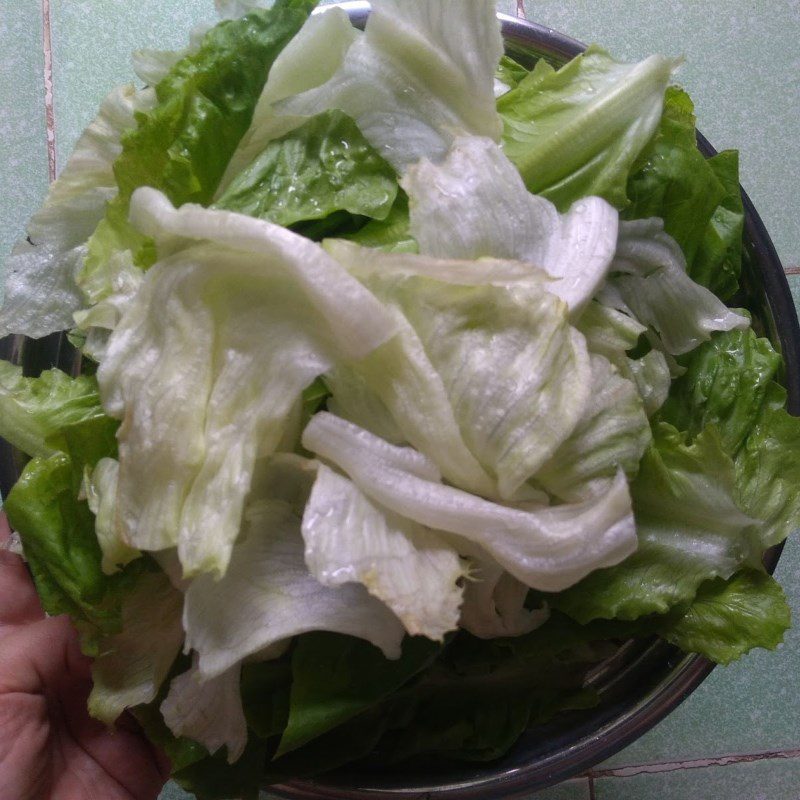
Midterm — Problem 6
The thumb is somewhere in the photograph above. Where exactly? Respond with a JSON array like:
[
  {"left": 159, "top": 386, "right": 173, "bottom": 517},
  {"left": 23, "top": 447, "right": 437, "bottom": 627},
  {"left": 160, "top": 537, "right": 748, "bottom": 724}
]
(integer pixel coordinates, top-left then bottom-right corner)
[
  {"left": 0, "top": 615, "right": 90, "bottom": 695},
  {"left": 0, "top": 514, "right": 44, "bottom": 630}
]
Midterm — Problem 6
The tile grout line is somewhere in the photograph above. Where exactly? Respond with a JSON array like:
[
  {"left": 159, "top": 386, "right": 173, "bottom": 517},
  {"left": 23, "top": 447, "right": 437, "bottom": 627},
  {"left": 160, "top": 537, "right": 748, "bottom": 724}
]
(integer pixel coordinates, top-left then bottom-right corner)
[
  {"left": 516, "top": 0, "right": 526, "bottom": 19},
  {"left": 786, "top": 265, "right": 800, "bottom": 275},
  {"left": 588, "top": 747, "right": 800, "bottom": 780},
  {"left": 587, "top": 773, "right": 596, "bottom": 800},
  {"left": 41, "top": 0, "right": 57, "bottom": 182}
]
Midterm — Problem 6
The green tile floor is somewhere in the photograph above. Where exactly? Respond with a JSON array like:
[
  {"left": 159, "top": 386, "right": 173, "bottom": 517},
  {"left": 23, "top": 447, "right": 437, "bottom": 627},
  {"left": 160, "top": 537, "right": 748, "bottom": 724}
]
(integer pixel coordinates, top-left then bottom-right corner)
[{"left": 1, "top": 1, "right": 799, "bottom": 797}]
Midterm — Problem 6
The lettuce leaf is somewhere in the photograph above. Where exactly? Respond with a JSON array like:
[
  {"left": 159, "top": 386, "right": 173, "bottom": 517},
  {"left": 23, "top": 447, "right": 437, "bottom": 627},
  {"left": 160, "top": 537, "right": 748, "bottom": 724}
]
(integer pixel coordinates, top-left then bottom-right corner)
[
  {"left": 661, "top": 327, "right": 782, "bottom": 453},
  {"left": 0, "top": 85, "right": 154, "bottom": 337},
  {"left": 98, "top": 190, "right": 395, "bottom": 577},
  {"left": 279, "top": 632, "right": 440, "bottom": 756},
  {"left": 183, "top": 498, "right": 405, "bottom": 679},
  {"left": 607, "top": 218, "right": 749, "bottom": 354},
  {"left": 342, "top": 192, "right": 417, "bottom": 252},
  {"left": 82, "top": 456, "right": 139, "bottom": 574},
  {"left": 497, "top": 46, "right": 674, "bottom": 209},
  {"left": 734, "top": 383, "right": 800, "bottom": 548},
  {"left": 326, "top": 240, "right": 592, "bottom": 498},
  {"left": 0, "top": 363, "right": 107, "bottom": 458},
  {"left": 302, "top": 413, "right": 637, "bottom": 593},
  {"left": 534, "top": 354, "right": 650, "bottom": 501},
  {"left": 401, "top": 135, "right": 618, "bottom": 313},
  {"left": 215, "top": 110, "right": 397, "bottom": 227},
  {"left": 82, "top": 0, "right": 314, "bottom": 287},
  {"left": 624, "top": 87, "right": 744, "bottom": 299},
  {"left": 658, "top": 569, "right": 791, "bottom": 665},
  {"left": 303, "top": 464, "right": 466, "bottom": 640},
  {"left": 658, "top": 327, "right": 799, "bottom": 548},
  {"left": 274, "top": 0, "right": 503, "bottom": 172},
  {"left": 161, "top": 659, "right": 248, "bottom": 764},
  {"left": 3, "top": 411, "right": 138, "bottom": 657},
  {"left": 550, "top": 424, "right": 762, "bottom": 623},
  {"left": 88, "top": 569, "right": 184, "bottom": 724},
  {"left": 220, "top": 6, "right": 361, "bottom": 189}
]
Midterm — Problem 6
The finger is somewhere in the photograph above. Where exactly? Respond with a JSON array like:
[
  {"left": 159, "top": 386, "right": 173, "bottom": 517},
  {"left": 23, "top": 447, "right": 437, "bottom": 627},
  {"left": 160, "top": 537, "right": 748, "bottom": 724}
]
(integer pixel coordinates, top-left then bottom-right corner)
[
  {"left": 60, "top": 684, "right": 173, "bottom": 797},
  {"left": 0, "top": 514, "right": 44, "bottom": 629},
  {"left": 0, "top": 615, "right": 90, "bottom": 695}
]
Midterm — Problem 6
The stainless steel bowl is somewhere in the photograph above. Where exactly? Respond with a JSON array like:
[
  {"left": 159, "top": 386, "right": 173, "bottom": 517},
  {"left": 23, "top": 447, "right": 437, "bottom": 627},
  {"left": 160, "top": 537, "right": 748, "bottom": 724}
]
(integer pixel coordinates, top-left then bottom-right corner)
[{"left": 1, "top": 5, "right": 797, "bottom": 798}]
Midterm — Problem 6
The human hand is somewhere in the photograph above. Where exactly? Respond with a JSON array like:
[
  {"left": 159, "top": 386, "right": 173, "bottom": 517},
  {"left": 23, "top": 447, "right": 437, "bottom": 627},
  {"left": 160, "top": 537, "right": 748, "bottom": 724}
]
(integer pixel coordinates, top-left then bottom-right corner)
[{"left": 0, "top": 514, "right": 170, "bottom": 800}]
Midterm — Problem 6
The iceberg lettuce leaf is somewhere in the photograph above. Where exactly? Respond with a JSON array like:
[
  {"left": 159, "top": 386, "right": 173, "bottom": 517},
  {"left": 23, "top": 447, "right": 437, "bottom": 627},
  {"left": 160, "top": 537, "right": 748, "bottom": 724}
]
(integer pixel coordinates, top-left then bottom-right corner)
[
  {"left": 88, "top": 569, "right": 184, "bottom": 724},
  {"left": 0, "top": 85, "right": 153, "bottom": 337},
  {"left": 274, "top": 0, "right": 503, "bottom": 172},
  {"left": 327, "top": 241, "right": 592, "bottom": 498},
  {"left": 402, "top": 136, "right": 618, "bottom": 313},
  {"left": 183, "top": 498, "right": 405, "bottom": 678},
  {"left": 98, "top": 191, "right": 395, "bottom": 577},
  {"left": 608, "top": 218, "right": 749, "bottom": 355},
  {"left": 535, "top": 354, "right": 650, "bottom": 502},
  {"left": 161, "top": 658, "right": 248, "bottom": 765},
  {"left": 303, "top": 413, "right": 637, "bottom": 593},
  {"left": 303, "top": 463, "right": 466, "bottom": 640},
  {"left": 0, "top": 363, "right": 106, "bottom": 458}
]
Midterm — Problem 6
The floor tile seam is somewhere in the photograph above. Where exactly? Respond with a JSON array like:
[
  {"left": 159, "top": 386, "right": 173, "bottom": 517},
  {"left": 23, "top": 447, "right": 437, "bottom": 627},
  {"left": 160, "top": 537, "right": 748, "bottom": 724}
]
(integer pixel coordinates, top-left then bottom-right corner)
[
  {"left": 41, "top": 0, "right": 56, "bottom": 181},
  {"left": 516, "top": 1, "right": 526, "bottom": 19},
  {"left": 587, "top": 747, "right": 800, "bottom": 779},
  {"left": 785, "top": 265, "right": 800, "bottom": 275}
]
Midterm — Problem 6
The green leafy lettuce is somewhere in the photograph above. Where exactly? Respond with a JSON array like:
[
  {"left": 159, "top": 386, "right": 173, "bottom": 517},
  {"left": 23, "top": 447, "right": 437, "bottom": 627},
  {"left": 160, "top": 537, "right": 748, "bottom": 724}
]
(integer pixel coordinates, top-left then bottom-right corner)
[
  {"left": 215, "top": 110, "right": 397, "bottom": 228},
  {"left": 498, "top": 46, "right": 674, "bottom": 209},
  {"left": 624, "top": 87, "right": 745, "bottom": 299},
  {"left": 81, "top": 0, "right": 315, "bottom": 289}
]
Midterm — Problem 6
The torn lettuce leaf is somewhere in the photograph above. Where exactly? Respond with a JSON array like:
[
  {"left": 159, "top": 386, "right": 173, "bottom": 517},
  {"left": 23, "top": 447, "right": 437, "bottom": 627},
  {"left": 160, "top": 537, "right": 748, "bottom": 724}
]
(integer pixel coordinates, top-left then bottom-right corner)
[
  {"left": 3, "top": 410, "right": 130, "bottom": 655},
  {"left": 495, "top": 54, "right": 529, "bottom": 91},
  {"left": 459, "top": 551, "right": 550, "bottom": 639},
  {"left": 219, "top": 7, "right": 361, "bottom": 191},
  {"left": 659, "top": 569, "right": 791, "bottom": 665},
  {"left": 497, "top": 46, "right": 675, "bottom": 210},
  {"left": 342, "top": 192, "right": 417, "bottom": 253},
  {"left": 534, "top": 354, "right": 651, "bottom": 502},
  {"left": 608, "top": 218, "right": 749, "bottom": 355},
  {"left": 734, "top": 382, "right": 800, "bottom": 548},
  {"left": 326, "top": 241, "right": 591, "bottom": 498},
  {"left": 401, "top": 135, "right": 618, "bottom": 313},
  {"left": 215, "top": 110, "right": 397, "bottom": 227},
  {"left": 273, "top": 0, "right": 504, "bottom": 172},
  {"left": 624, "top": 87, "right": 745, "bottom": 300},
  {"left": 82, "top": 456, "right": 139, "bottom": 574},
  {"left": 660, "top": 327, "right": 782, "bottom": 454},
  {"left": 550, "top": 423, "right": 762, "bottom": 623},
  {"left": 161, "top": 659, "right": 248, "bottom": 765},
  {"left": 303, "top": 412, "right": 637, "bottom": 593},
  {"left": 88, "top": 568, "right": 184, "bottom": 724},
  {"left": 98, "top": 190, "right": 394, "bottom": 577},
  {"left": 81, "top": 0, "right": 314, "bottom": 293},
  {"left": 0, "top": 363, "right": 106, "bottom": 458},
  {"left": 183, "top": 497, "right": 405, "bottom": 679},
  {"left": 303, "top": 464, "right": 466, "bottom": 640},
  {"left": 0, "top": 84, "right": 154, "bottom": 337}
]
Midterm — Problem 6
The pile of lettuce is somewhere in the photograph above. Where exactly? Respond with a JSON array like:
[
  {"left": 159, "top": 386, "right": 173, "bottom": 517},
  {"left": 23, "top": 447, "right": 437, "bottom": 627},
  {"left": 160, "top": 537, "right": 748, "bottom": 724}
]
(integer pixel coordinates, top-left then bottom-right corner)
[{"left": 0, "top": 0, "right": 798, "bottom": 796}]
